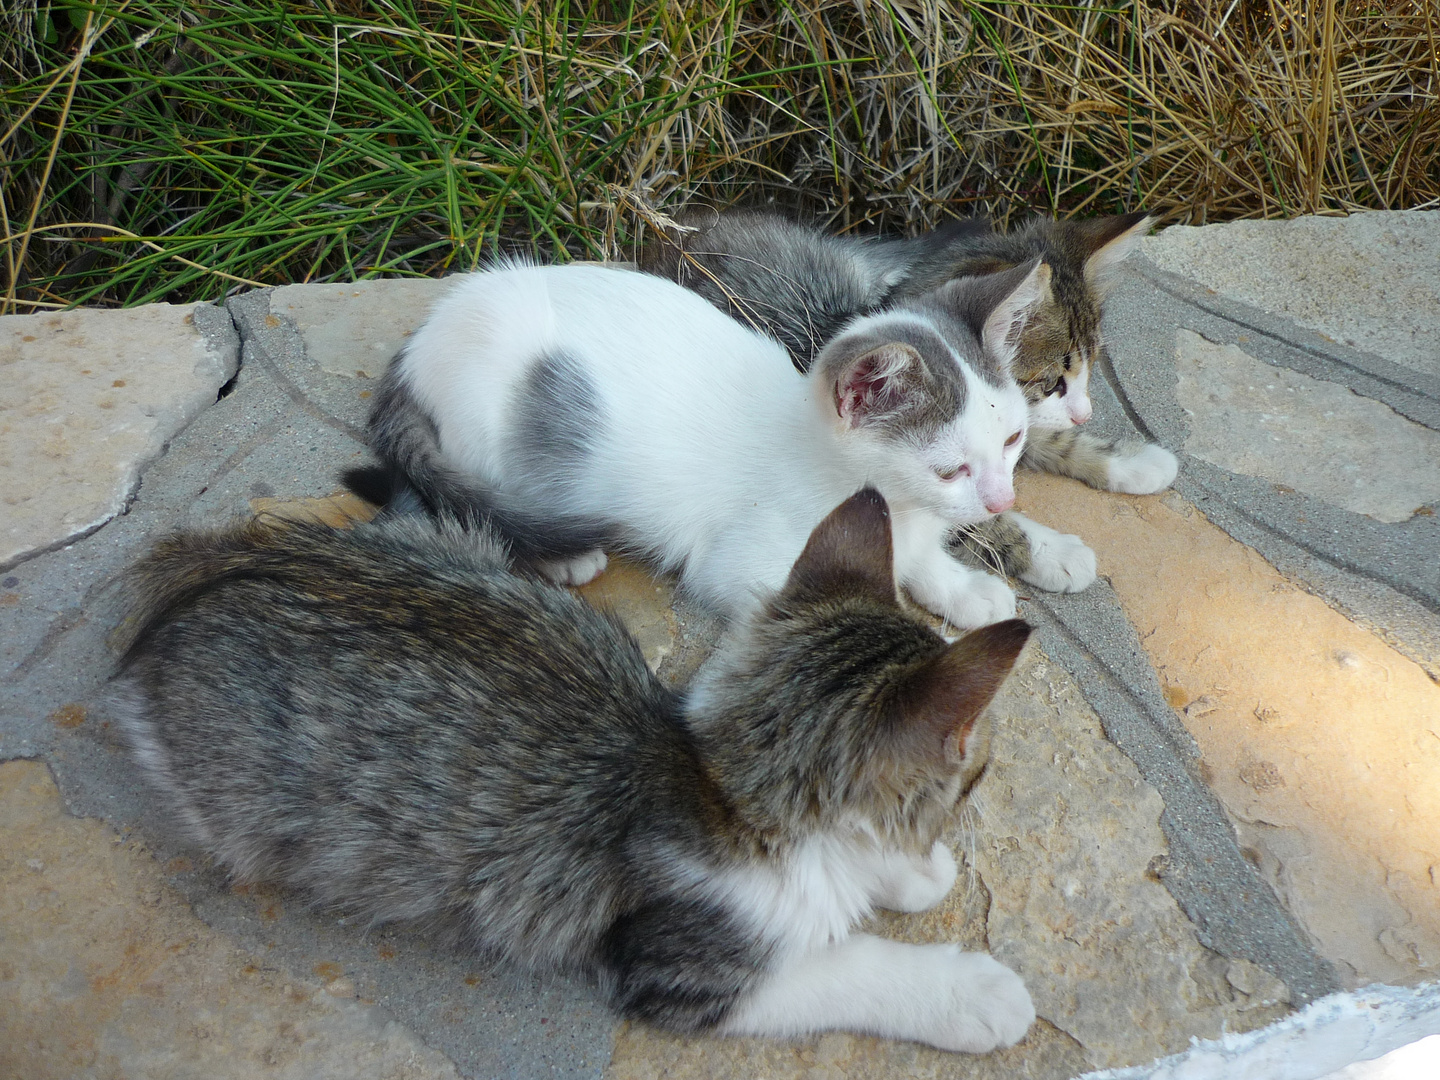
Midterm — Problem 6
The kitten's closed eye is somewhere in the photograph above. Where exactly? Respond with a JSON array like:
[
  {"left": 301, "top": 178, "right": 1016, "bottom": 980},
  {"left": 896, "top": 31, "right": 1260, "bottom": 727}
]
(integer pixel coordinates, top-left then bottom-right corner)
[
  {"left": 936, "top": 464, "right": 971, "bottom": 482},
  {"left": 1046, "top": 375, "right": 1067, "bottom": 398},
  {"left": 1004, "top": 431, "right": 1022, "bottom": 448}
]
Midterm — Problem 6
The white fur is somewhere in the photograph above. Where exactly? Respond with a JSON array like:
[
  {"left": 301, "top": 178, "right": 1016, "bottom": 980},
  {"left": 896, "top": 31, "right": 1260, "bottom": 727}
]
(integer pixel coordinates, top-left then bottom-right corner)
[
  {"left": 535, "top": 549, "right": 608, "bottom": 586},
  {"left": 721, "top": 934, "right": 1034, "bottom": 1052},
  {"left": 399, "top": 264, "right": 1030, "bottom": 625},
  {"left": 1027, "top": 356, "right": 1094, "bottom": 430},
  {"left": 692, "top": 828, "right": 1028, "bottom": 1052},
  {"left": 867, "top": 841, "right": 960, "bottom": 913},
  {"left": 1011, "top": 513, "right": 1097, "bottom": 593},
  {"left": 1107, "top": 443, "right": 1179, "bottom": 494}
]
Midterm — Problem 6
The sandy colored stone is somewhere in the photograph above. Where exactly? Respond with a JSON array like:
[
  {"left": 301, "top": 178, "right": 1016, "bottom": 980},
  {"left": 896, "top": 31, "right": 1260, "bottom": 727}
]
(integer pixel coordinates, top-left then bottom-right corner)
[
  {"left": 0, "top": 759, "right": 463, "bottom": 1080},
  {"left": 1144, "top": 211, "right": 1440, "bottom": 378},
  {"left": 1015, "top": 470, "right": 1440, "bottom": 987},
  {"left": 1173, "top": 329, "right": 1440, "bottom": 522},
  {"left": 249, "top": 492, "right": 380, "bottom": 528},
  {"left": 577, "top": 556, "right": 683, "bottom": 673},
  {"left": 0, "top": 304, "right": 238, "bottom": 569},
  {"left": 270, "top": 279, "right": 454, "bottom": 380},
  {"left": 606, "top": 646, "right": 1285, "bottom": 1079}
]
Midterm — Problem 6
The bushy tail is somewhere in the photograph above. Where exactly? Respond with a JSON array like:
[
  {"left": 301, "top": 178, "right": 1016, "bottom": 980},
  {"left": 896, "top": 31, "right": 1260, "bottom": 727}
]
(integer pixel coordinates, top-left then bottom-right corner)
[{"left": 351, "top": 362, "right": 602, "bottom": 561}]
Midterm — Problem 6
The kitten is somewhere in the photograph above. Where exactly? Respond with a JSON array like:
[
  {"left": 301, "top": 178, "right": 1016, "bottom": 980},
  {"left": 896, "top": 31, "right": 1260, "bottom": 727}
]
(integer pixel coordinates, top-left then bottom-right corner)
[
  {"left": 359, "top": 259, "right": 1045, "bottom": 629},
  {"left": 640, "top": 208, "right": 1178, "bottom": 592},
  {"left": 111, "top": 489, "right": 1037, "bottom": 1052}
]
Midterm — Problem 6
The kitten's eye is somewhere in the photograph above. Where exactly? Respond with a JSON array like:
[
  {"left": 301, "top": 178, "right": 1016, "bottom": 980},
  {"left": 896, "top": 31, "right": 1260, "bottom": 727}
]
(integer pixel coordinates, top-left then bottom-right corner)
[
  {"left": 1005, "top": 431, "right": 1022, "bottom": 448},
  {"left": 1047, "top": 375, "right": 1067, "bottom": 397},
  {"left": 1063, "top": 355, "right": 1073, "bottom": 371},
  {"left": 935, "top": 463, "right": 971, "bottom": 481}
]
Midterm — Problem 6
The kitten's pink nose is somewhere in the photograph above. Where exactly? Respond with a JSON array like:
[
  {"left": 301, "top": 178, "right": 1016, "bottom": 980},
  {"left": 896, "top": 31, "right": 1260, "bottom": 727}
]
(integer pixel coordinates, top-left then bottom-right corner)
[
  {"left": 984, "top": 492, "right": 1015, "bottom": 514},
  {"left": 1068, "top": 400, "right": 1092, "bottom": 424}
]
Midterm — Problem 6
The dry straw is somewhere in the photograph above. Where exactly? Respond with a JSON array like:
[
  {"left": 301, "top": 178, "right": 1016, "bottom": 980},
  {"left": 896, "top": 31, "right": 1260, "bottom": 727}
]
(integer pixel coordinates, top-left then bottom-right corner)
[{"left": 2, "top": 1, "right": 1435, "bottom": 311}]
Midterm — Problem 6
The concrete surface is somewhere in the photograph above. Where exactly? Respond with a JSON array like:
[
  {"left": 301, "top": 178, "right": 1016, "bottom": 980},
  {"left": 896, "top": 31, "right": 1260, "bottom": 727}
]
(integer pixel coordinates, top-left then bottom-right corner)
[
  {"left": 1144, "top": 212, "right": 1440, "bottom": 380},
  {"left": 0, "top": 303, "right": 238, "bottom": 570},
  {"left": 2, "top": 209, "right": 1438, "bottom": 1078}
]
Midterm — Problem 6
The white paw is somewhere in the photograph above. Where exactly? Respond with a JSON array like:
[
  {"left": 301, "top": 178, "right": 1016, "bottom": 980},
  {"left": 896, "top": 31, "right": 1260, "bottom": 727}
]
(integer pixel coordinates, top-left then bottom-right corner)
[
  {"left": 1017, "top": 519, "right": 1096, "bottom": 593},
  {"left": 1107, "top": 443, "right": 1178, "bottom": 494},
  {"left": 922, "top": 950, "right": 1035, "bottom": 1053},
  {"left": 940, "top": 573, "right": 1017, "bottom": 630},
  {"left": 875, "top": 842, "right": 959, "bottom": 913},
  {"left": 536, "top": 548, "right": 608, "bottom": 586}
]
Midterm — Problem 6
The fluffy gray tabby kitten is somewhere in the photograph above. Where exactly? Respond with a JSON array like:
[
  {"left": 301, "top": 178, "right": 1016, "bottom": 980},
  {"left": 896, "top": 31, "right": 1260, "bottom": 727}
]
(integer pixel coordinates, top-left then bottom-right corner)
[
  {"left": 111, "top": 490, "right": 1036, "bottom": 1051},
  {"left": 641, "top": 208, "right": 1178, "bottom": 592}
]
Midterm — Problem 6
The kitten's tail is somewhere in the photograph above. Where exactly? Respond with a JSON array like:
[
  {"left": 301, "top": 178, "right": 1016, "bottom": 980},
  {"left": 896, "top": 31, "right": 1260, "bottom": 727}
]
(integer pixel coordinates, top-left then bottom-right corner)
[{"left": 352, "top": 362, "right": 600, "bottom": 562}]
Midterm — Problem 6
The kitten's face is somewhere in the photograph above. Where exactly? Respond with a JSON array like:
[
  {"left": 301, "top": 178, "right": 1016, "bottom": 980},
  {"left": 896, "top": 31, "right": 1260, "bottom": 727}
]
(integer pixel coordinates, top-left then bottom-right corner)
[
  {"left": 816, "top": 263, "right": 1046, "bottom": 520},
  {"left": 947, "top": 213, "right": 1153, "bottom": 434},
  {"left": 1015, "top": 294, "right": 1097, "bottom": 431}
]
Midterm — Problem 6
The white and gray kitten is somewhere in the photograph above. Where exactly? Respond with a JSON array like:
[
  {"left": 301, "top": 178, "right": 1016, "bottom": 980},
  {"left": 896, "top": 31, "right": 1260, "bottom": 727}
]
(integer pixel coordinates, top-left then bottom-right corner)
[{"left": 356, "top": 258, "right": 1051, "bottom": 628}]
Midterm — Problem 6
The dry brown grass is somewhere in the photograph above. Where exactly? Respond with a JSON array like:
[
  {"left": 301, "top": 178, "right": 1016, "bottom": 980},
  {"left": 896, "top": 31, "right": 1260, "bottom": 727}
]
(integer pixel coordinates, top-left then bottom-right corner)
[
  {"left": 2, "top": 1, "right": 1435, "bottom": 310},
  {"left": 623, "top": 0, "right": 1440, "bottom": 231}
]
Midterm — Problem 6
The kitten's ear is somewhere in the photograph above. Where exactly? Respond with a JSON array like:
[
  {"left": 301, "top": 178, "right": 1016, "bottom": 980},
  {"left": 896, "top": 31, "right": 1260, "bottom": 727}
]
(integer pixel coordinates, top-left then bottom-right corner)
[
  {"left": 898, "top": 619, "right": 1032, "bottom": 763},
  {"left": 832, "top": 341, "right": 924, "bottom": 427},
  {"left": 780, "top": 487, "right": 896, "bottom": 607},
  {"left": 1075, "top": 211, "right": 1154, "bottom": 296},
  {"left": 979, "top": 258, "right": 1053, "bottom": 375}
]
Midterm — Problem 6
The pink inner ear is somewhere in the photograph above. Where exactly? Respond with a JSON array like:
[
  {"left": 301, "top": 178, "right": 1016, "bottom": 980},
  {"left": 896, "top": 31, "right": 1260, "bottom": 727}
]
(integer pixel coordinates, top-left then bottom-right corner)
[{"left": 838, "top": 350, "right": 906, "bottom": 421}]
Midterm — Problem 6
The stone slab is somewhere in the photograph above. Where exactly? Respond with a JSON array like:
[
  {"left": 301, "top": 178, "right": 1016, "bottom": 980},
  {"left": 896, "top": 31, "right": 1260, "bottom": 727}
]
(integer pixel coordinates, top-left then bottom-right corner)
[
  {"left": 1018, "top": 471, "right": 1440, "bottom": 988},
  {"left": 1100, "top": 269, "right": 1440, "bottom": 675},
  {"left": 1144, "top": 211, "right": 1440, "bottom": 380},
  {"left": 1174, "top": 328, "right": 1440, "bottom": 523},
  {"left": 270, "top": 278, "right": 454, "bottom": 379},
  {"left": 0, "top": 758, "right": 465, "bottom": 1080},
  {"left": 0, "top": 303, "right": 238, "bottom": 571}
]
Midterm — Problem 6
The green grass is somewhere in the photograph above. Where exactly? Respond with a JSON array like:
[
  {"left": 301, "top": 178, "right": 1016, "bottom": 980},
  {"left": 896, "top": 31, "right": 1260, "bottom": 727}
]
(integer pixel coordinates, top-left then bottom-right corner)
[
  {"left": 4, "top": 0, "right": 1435, "bottom": 312},
  {"left": 3, "top": 0, "right": 836, "bottom": 309}
]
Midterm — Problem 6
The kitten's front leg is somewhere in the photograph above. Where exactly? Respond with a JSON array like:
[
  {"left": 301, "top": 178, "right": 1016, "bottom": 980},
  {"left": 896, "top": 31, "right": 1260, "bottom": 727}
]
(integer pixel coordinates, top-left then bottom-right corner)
[
  {"left": 1008, "top": 513, "right": 1095, "bottom": 593},
  {"left": 893, "top": 513, "right": 1016, "bottom": 629},
  {"left": 950, "top": 512, "right": 1094, "bottom": 593},
  {"left": 866, "top": 842, "right": 959, "bottom": 913},
  {"left": 1023, "top": 428, "right": 1178, "bottom": 494},
  {"left": 721, "top": 934, "right": 1034, "bottom": 1052},
  {"left": 1105, "top": 443, "right": 1179, "bottom": 494}
]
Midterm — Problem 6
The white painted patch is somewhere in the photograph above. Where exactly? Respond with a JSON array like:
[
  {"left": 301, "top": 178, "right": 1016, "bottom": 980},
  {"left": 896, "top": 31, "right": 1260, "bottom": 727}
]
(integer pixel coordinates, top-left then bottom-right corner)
[{"left": 1078, "top": 982, "right": 1440, "bottom": 1080}]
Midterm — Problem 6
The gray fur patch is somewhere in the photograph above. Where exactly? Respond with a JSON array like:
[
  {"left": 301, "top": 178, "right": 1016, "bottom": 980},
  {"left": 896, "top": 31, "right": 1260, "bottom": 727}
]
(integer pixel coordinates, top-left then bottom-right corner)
[
  {"left": 510, "top": 350, "right": 603, "bottom": 479},
  {"left": 816, "top": 317, "right": 967, "bottom": 440},
  {"left": 950, "top": 512, "right": 1032, "bottom": 579},
  {"left": 363, "top": 352, "right": 605, "bottom": 562}
]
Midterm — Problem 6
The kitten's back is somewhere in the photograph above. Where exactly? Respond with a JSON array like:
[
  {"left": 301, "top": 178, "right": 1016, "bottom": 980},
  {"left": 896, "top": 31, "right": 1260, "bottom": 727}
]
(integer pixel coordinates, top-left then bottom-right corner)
[{"left": 113, "top": 516, "right": 702, "bottom": 968}]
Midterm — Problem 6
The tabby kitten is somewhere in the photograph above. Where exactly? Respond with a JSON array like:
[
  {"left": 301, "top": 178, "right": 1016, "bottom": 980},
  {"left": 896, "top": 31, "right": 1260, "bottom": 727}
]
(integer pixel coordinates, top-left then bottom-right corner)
[
  {"left": 111, "top": 490, "right": 1037, "bottom": 1051},
  {"left": 640, "top": 208, "right": 1178, "bottom": 591}
]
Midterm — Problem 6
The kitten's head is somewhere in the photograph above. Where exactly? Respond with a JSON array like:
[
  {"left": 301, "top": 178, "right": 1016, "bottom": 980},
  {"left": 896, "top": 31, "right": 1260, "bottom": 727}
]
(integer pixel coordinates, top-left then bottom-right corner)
[
  {"left": 811, "top": 261, "right": 1046, "bottom": 519},
  {"left": 688, "top": 488, "right": 1032, "bottom": 844},
  {"left": 936, "top": 212, "right": 1153, "bottom": 430}
]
